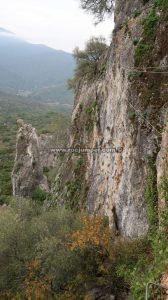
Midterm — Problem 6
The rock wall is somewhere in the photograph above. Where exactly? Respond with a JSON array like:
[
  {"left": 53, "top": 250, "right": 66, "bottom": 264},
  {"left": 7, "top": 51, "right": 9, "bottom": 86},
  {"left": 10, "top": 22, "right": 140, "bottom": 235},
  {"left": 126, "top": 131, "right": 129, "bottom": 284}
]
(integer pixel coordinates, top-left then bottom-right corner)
[
  {"left": 12, "top": 0, "right": 168, "bottom": 238},
  {"left": 57, "top": 0, "right": 168, "bottom": 238}
]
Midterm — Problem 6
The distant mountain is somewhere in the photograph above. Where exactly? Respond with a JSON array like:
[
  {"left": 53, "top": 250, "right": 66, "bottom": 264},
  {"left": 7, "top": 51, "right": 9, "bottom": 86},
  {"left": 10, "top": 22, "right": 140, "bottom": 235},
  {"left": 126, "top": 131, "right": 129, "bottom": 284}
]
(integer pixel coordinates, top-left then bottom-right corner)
[
  {"left": 0, "top": 27, "right": 14, "bottom": 34},
  {"left": 0, "top": 28, "right": 75, "bottom": 104}
]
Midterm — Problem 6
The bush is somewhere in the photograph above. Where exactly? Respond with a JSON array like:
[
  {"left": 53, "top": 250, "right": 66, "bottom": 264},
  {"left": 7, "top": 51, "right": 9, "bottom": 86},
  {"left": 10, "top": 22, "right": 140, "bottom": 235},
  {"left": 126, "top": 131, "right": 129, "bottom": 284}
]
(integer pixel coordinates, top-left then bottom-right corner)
[
  {"left": 0, "top": 200, "right": 81, "bottom": 298},
  {"left": 135, "top": 42, "right": 152, "bottom": 65},
  {"left": 1, "top": 170, "right": 168, "bottom": 300},
  {"left": 0, "top": 202, "right": 118, "bottom": 299},
  {"left": 33, "top": 186, "right": 47, "bottom": 202}
]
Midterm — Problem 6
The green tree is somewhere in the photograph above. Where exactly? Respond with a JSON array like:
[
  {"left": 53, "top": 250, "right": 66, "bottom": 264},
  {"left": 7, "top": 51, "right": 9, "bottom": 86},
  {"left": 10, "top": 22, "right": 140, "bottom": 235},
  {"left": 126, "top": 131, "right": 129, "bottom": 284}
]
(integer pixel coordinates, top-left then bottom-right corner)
[
  {"left": 68, "top": 36, "right": 108, "bottom": 90},
  {"left": 80, "top": 0, "right": 114, "bottom": 23}
]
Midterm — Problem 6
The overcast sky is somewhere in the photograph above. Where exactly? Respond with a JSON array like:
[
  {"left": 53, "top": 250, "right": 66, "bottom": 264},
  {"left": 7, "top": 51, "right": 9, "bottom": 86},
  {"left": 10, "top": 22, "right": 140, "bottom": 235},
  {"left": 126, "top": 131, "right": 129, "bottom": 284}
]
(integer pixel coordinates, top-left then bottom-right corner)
[{"left": 0, "top": 0, "right": 114, "bottom": 52}]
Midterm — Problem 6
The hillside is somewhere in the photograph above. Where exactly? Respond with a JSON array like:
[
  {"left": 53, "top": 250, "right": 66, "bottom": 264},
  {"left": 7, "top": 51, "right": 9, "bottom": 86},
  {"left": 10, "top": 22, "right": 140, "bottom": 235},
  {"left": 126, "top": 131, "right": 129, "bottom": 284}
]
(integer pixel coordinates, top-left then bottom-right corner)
[{"left": 0, "top": 28, "right": 75, "bottom": 104}]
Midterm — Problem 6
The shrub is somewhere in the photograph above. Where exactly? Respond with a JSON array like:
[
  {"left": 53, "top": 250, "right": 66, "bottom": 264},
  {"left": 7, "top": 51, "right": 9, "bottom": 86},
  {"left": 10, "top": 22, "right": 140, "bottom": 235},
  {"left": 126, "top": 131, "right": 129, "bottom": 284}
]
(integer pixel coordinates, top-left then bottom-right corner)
[
  {"left": 1, "top": 170, "right": 168, "bottom": 300},
  {"left": 135, "top": 42, "right": 151, "bottom": 65},
  {"left": 0, "top": 200, "right": 82, "bottom": 298},
  {"left": 33, "top": 186, "right": 47, "bottom": 202}
]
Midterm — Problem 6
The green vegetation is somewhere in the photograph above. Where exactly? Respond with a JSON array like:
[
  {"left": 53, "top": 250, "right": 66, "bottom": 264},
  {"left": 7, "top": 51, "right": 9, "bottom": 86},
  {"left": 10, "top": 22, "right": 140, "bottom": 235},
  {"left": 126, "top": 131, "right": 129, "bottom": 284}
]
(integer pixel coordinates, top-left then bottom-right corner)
[
  {"left": 64, "top": 157, "right": 88, "bottom": 210},
  {"left": 65, "top": 178, "right": 84, "bottom": 210},
  {"left": 135, "top": 9, "right": 160, "bottom": 65},
  {"left": 80, "top": 0, "right": 114, "bottom": 23},
  {"left": 135, "top": 42, "right": 152, "bottom": 65},
  {"left": 0, "top": 200, "right": 118, "bottom": 299},
  {"left": 0, "top": 167, "right": 168, "bottom": 299},
  {"left": 33, "top": 187, "right": 48, "bottom": 202},
  {"left": 155, "top": 0, "right": 168, "bottom": 10},
  {"left": 143, "top": 10, "right": 160, "bottom": 38},
  {"left": 0, "top": 200, "right": 82, "bottom": 299},
  {"left": 68, "top": 37, "right": 108, "bottom": 91}
]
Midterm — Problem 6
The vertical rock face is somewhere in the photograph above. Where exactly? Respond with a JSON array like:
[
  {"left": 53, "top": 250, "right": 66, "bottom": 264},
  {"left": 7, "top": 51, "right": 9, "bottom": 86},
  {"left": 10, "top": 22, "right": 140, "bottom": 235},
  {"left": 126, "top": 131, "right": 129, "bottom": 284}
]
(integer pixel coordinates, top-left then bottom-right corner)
[
  {"left": 12, "top": 123, "right": 49, "bottom": 198},
  {"left": 58, "top": 0, "right": 168, "bottom": 238}
]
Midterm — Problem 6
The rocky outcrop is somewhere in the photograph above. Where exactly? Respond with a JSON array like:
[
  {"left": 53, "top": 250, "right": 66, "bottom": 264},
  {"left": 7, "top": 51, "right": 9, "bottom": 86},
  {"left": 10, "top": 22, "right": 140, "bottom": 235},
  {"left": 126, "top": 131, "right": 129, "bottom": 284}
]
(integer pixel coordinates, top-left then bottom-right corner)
[
  {"left": 12, "top": 116, "right": 70, "bottom": 199},
  {"left": 12, "top": 122, "right": 51, "bottom": 198},
  {"left": 57, "top": 0, "right": 168, "bottom": 238}
]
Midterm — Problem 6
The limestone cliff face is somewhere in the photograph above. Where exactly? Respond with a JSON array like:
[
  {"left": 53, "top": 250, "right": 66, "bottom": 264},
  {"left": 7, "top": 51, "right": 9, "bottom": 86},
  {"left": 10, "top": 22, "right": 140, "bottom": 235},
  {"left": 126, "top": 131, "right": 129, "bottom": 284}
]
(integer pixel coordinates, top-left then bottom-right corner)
[
  {"left": 12, "top": 0, "right": 167, "bottom": 238},
  {"left": 12, "top": 123, "right": 55, "bottom": 198},
  {"left": 58, "top": 0, "right": 168, "bottom": 237}
]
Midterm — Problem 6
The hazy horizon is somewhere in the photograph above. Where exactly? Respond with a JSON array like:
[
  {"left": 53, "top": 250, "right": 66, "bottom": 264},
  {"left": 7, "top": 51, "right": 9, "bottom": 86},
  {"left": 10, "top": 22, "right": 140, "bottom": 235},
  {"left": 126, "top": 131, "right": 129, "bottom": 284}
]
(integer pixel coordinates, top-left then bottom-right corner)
[{"left": 0, "top": 0, "right": 114, "bottom": 52}]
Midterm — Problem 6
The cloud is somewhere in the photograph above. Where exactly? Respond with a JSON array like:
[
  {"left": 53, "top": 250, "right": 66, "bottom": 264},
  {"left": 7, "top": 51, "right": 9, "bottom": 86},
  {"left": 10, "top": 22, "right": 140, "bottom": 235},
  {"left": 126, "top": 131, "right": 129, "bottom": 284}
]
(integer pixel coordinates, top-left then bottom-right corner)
[{"left": 0, "top": 0, "right": 114, "bottom": 52}]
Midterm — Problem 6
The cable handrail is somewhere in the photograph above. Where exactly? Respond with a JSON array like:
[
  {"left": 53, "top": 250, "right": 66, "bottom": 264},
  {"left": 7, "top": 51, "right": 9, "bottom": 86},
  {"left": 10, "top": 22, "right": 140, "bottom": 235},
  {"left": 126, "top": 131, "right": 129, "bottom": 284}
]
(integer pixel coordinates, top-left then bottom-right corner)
[{"left": 124, "top": 67, "right": 168, "bottom": 74}]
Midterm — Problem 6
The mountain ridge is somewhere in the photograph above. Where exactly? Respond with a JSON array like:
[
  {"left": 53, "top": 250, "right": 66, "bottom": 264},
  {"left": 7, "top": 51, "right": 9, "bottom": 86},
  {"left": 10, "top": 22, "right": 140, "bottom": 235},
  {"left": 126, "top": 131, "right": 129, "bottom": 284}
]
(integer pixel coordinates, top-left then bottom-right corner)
[{"left": 0, "top": 28, "right": 75, "bottom": 104}]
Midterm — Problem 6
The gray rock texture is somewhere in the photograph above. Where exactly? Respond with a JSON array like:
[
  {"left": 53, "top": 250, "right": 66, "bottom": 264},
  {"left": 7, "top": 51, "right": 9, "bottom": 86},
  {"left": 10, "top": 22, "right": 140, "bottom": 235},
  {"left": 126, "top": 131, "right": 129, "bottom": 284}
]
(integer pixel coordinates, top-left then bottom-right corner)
[
  {"left": 12, "top": 123, "right": 50, "bottom": 198},
  {"left": 57, "top": 0, "right": 168, "bottom": 238}
]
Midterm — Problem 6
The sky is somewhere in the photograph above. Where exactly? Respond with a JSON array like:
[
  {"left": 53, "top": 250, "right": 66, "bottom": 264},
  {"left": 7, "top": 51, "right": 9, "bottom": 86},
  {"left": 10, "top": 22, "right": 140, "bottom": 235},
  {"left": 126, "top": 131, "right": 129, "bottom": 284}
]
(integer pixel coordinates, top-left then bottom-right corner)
[{"left": 0, "top": 0, "right": 114, "bottom": 53}]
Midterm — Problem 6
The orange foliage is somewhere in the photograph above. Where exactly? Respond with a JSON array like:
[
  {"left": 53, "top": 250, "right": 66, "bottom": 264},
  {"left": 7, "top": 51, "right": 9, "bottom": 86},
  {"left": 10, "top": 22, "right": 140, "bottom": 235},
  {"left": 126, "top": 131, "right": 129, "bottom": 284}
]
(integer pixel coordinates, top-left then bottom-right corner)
[
  {"left": 22, "top": 260, "right": 52, "bottom": 300},
  {"left": 55, "top": 291, "right": 77, "bottom": 300},
  {"left": 70, "top": 215, "right": 113, "bottom": 252}
]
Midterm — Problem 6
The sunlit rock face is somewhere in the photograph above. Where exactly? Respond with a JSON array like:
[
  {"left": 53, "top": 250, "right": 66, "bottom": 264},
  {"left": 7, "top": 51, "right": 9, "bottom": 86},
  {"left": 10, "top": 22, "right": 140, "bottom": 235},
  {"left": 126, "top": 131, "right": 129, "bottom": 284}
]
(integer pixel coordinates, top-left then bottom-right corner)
[{"left": 64, "top": 0, "right": 168, "bottom": 238}]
